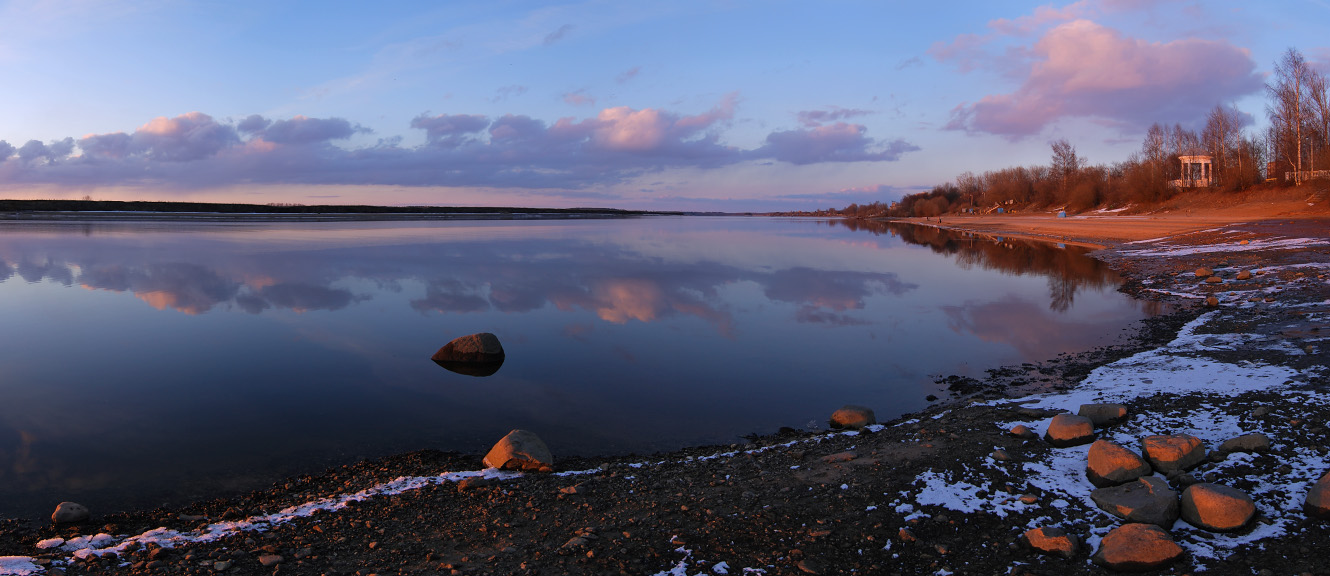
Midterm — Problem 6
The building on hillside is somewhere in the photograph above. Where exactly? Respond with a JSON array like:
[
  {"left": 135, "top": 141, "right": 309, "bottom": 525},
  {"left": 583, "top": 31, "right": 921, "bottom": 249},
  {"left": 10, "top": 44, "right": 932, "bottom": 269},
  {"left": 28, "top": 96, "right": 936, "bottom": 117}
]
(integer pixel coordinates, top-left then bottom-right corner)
[{"left": 1170, "top": 155, "right": 1212, "bottom": 188}]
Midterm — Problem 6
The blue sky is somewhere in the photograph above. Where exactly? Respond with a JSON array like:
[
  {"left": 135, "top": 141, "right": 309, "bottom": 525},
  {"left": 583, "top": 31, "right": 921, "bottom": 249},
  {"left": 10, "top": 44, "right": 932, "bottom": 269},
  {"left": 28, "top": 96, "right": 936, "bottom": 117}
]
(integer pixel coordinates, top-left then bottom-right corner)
[{"left": 0, "top": 0, "right": 1325, "bottom": 211}]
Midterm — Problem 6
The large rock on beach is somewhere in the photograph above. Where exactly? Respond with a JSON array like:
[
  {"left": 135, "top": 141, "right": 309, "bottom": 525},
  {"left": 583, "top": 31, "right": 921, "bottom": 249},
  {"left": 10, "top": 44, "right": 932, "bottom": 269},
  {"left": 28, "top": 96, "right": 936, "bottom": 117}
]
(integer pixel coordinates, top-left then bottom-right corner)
[
  {"left": 1237, "top": 270, "right": 1253, "bottom": 280},
  {"left": 1304, "top": 470, "right": 1330, "bottom": 518},
  {"left": 483, "top": 429, "right": 554, "bottom": 472},
  {"left": 1194, "top": 268, "right": 1213, "bottom": 278},
  {"left": 1219, "top": 433, "right": 1271, "bottom": 454},
  {"left": 1022, "top": 526, "right": 1079, "bottom": 558},
  {"left": 1090, "top": 476, "right": 1179, "bottom": 527},
  {"left": 1141, "top": 434, "right": 1206, "bottom": 473},
  {"left": 1086, "top": 440, "right": 1152, "bottom": 488},
  {"left": 51, "top": 501, "right": 89, "bottom": 524},
  {"left": 1078, "top": 403, "right": 1128, "bottom": 427},
  {"left": 1092, "top": 523, "right": 1184, "bottom": 571},
  {"left": 828, "top": 405, "right": 876, "bottom": 430},
  {"left": 432, "top": 333, "right": 506, "bottom": 376},
  {"left": 1181, "top": 483, "right": 1255, "bottom": 531},
  {"left": 1044, "top": 414, "right": 1095, "bottom": 447}
]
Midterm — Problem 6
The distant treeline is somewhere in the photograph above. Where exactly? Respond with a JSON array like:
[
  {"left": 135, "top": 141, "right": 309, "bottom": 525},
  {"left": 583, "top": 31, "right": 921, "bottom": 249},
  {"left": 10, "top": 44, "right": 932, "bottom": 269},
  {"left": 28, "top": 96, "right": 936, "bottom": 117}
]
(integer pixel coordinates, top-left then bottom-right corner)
[
  {"left": 0, "top": 199, "right": 677, "bottom": 217},
  {"left": 807, "top": 48, "right": 1330, "bottom": 219}
]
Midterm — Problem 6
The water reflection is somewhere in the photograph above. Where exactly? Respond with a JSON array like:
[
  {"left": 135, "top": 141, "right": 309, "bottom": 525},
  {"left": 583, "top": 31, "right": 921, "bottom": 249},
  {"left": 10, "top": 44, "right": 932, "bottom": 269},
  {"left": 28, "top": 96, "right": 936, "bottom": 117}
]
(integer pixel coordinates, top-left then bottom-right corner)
[
  {"left": 0, "top": 223, "right": 917, "bottom": 331},
  {"left": 0, "top": 218, "right": 1155, "bottom": 521},
  {"left": 829, "top": 219, "right": 1122, "bottom": 311}
]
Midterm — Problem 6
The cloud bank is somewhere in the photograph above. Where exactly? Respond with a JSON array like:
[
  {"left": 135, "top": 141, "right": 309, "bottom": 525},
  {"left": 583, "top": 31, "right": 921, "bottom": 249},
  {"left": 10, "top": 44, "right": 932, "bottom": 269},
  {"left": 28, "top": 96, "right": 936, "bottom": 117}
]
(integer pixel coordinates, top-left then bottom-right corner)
[
  {"left": 0, "top": 97, "right": 917, "bottom": 193},
  {"left": 933, "top": 6, "right": 1264, "bottom": 139}
]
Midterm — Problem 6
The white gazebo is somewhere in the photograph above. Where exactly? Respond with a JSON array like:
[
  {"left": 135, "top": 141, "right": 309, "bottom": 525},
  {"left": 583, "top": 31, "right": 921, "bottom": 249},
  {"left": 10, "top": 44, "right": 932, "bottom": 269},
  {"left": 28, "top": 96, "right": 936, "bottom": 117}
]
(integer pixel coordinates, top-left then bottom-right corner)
[{"left": 1173, "top": 155, "right": 1213, "bottom": 188}]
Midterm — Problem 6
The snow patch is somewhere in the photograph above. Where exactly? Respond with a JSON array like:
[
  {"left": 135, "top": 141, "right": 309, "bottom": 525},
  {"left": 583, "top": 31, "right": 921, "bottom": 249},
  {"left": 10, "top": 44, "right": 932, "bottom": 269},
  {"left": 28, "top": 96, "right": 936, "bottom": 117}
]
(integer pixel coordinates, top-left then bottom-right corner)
[{"left": 0, "top": 558, "right": 41, "bottom": 576}]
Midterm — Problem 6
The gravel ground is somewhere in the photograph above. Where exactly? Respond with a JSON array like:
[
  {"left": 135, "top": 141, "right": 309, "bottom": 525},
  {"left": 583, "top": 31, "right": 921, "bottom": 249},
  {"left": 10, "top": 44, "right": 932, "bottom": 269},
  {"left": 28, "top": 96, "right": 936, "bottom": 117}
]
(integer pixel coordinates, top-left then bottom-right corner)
[{"left": 1, "top": 218, "right": 1327, "bottom": 576}]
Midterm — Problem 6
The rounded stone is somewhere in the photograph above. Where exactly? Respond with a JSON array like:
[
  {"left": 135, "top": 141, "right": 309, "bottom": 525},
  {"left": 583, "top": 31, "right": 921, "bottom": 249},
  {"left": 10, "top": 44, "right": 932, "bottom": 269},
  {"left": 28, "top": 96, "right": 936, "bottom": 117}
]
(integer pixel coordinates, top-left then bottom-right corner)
[
  {"left": 1237, "top": 270, "right": 1253, "bottom": 280},
  {"left": 483, "top": 429, "right": 554, "bottom": 472},
  {"left": 1181, "top": 483, "right": 1256, "bottom": 531},
  {"left": 1078, "top": 403, "right": 1128, "bottom": 427},
  {"left": 1219, "top": 433, "right": 1271, "bottom": 454},
  {"left": 1022, "top": 526, "right": 1079, "bottom": 558},
  {"left": 1141, "top": 434, "right": 1206, "bottom": 473},
  {"left": 1205, "top": 276, "right": 1222, "bottom": 284},
  {"left": 1092, "top": 523, "right": 1184, "bottom": 571},
  {"left": 432, "top": 333, "right": 505, "bottom": 364},
  {"left": 828, "top": 405, "right": 876, "bottom": 430},
  {"left": 51, "top": 501, "right": 89, "bottom": 524},
  {"left": 1009, "top": 424, "right": 1038, "bottom": 439},
  {"left": 1090, "top": 476, "right": 1180, "bottom": 527},
  {"left": 1044, "top": 413, "right": 1095, "bottom": 447},
  {"left": 1086, "top": 439, "right": 1153, "bottom": 488},
  {"left": 1205, "top": 295, "right": 1220, "bottom": 307},
  {"left": 1194, "top": 268, "right": 1213, "bottom": 278},
  {"left": 1304, "top": 470, "right": 1330, "bottom": 519}
]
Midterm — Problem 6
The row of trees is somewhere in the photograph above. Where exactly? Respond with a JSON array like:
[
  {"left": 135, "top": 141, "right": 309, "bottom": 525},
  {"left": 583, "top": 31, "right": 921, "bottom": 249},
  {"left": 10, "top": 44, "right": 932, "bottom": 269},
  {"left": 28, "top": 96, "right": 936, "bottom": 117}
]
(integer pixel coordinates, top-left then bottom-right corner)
[
  {"left": 1268, "top": 48, "right": 1330, "bottom": 184},
  {"left": 826, "top": 48, "right": 1328, "bottom": 218}
]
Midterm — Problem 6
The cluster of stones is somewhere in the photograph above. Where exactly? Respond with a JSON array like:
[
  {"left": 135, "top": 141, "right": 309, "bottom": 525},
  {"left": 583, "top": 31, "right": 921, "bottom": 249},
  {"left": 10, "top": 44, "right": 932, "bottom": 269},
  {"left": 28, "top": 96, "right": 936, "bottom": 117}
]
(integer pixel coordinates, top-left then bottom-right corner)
[
  {"left": 1192, "top": 266, "right": 1259, "bottom": 307},
  {"left": 1016, "top": 402, "right": 1274, "bottom": 571}
]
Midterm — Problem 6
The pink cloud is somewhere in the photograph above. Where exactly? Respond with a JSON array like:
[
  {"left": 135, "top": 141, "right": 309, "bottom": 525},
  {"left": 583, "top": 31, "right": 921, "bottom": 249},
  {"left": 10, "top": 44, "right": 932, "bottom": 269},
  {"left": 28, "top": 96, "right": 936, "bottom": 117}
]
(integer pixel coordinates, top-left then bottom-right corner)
[
  {"left": 945, "top": 19, "right": 1262, "bottom": 139},
  {"left": 988, "top": 2, "right": 1087, "bottom": 36},
  {"left": 0, "top": 95, "right": 915, "bottom": 192}
]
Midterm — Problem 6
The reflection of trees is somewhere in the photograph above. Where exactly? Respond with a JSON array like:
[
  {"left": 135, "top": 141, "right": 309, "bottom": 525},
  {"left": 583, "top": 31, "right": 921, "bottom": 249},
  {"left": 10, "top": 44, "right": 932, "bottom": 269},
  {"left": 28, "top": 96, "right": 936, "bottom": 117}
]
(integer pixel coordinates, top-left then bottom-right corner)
[{"left": 828, "top": 219, "right": 1122, "bottom": 311}]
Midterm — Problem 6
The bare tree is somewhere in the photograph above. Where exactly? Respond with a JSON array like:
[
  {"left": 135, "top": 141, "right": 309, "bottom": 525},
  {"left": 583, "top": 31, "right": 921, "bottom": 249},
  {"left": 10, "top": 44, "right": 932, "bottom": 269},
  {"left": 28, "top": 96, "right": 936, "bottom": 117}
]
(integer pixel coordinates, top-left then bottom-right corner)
[
  {"left": 1267, "top": 48, "right": 1314, "bottom": 184},
  {"left": 1202, "top": 104, "right": 1243, "bottom": 187},
  {"left": 1308, "top": 68, "right": 1330, "bottom": 169},
  {"left": 1141, "top": 123, "right": 1168, "bottom": 185},
  {"left": 1050, "top": 138, "right": 1081, "bottom": 199}
]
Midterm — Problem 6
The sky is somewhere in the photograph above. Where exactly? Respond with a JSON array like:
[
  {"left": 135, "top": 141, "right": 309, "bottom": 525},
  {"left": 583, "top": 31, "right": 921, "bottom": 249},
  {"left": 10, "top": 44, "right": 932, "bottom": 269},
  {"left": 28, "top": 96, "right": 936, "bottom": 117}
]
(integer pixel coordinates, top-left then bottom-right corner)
[{"left": 0, "top": 0, "right": 1325, "bottom": 212}]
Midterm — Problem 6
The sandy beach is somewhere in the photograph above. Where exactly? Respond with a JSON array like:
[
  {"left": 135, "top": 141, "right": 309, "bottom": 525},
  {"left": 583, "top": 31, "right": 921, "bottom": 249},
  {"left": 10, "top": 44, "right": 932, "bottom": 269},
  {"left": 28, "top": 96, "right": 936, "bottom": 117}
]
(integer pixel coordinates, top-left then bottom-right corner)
[{"left": 1, "top": 197, "right": 1329, "bottom": 576}]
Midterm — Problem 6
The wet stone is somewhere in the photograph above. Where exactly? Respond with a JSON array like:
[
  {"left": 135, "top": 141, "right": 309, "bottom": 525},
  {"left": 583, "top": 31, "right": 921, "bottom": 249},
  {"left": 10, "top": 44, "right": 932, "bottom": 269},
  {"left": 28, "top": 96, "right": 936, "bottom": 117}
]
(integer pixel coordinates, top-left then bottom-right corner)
[
  {"left": 829, "top": 405, "right": 876, "bottom": 430},
  {"left": 51, "top": 502, "right": 89, "bottom": 525},
  {"left": 483, "top": 429, "right": 554, "bottom": 472}
]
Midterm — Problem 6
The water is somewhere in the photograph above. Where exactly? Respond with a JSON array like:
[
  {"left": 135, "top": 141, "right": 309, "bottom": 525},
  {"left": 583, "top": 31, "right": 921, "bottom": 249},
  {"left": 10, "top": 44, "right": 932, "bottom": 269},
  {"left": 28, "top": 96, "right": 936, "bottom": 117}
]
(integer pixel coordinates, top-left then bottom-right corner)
[{"left": 0, "top": 216, "right": 1155, "bottom": 520}]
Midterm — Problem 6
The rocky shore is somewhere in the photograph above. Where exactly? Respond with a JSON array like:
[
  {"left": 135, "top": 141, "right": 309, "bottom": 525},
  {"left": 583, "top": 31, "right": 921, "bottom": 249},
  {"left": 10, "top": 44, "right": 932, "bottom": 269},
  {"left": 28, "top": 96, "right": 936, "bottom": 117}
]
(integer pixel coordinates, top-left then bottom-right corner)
[{"left": 1, "top": 218, "right": 1327, "bottom": 576}]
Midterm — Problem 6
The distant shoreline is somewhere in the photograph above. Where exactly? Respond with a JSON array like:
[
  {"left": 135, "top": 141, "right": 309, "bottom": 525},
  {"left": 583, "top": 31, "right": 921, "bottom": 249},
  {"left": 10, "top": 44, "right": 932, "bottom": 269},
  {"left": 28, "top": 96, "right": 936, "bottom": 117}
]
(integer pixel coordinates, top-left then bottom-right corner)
[{"left": 0, "top": 199, "right": 716, "bottom": 221}]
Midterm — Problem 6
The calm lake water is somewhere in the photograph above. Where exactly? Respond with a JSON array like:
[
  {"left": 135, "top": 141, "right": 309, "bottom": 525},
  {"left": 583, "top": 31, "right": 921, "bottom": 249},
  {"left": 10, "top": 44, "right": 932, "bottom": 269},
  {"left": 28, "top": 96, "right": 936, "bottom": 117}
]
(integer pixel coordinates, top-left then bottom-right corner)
[{"left": 0, "top": 216, "right": 1154, "bottom": 520}]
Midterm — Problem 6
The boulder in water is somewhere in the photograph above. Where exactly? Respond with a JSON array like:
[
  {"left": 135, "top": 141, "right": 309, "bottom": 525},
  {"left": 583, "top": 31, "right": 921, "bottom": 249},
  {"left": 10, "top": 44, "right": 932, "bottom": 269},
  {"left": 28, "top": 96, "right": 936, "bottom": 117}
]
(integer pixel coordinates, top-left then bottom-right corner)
[{"left": 433, "top": 333, "right": 505, "bottom": 376}]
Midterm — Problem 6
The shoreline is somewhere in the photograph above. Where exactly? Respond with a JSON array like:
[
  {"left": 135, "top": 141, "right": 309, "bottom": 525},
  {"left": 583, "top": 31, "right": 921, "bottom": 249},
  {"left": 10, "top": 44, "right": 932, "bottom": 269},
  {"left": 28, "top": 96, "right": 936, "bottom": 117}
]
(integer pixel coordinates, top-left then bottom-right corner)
[{"left": 2, "top": 214, "right": 1328, "bottom": 575}]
